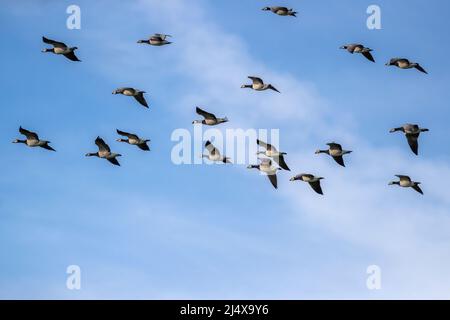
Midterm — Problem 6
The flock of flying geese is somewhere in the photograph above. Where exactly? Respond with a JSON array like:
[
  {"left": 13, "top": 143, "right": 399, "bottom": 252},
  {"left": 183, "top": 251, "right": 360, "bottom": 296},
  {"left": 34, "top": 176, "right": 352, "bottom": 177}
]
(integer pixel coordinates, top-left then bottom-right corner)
[{"left": 13, "top": 6, "right": 430, "bottom": 196}]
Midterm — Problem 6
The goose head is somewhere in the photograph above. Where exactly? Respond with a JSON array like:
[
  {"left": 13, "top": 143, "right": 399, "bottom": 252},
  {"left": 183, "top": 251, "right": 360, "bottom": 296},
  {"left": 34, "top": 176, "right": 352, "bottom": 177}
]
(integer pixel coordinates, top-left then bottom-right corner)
[
  {"left": 262, "top": 7, "right": 271, "bottom": 11},
  {"left": 192, "top": 120, "right": 202, "bottom": 125},
  {"left": 388, "top": 181, "right": 399, "bottom": 186}
]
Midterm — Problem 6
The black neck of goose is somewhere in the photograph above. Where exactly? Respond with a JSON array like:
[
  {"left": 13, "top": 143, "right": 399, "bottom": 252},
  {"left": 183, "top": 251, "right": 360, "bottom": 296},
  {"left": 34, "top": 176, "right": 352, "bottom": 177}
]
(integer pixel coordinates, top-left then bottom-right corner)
[
  {"left": 16, "top": 139, "right": 27, "bottom": 144},
  {"left": 86, "top": 152, "right": 99, "bottom": 157}
]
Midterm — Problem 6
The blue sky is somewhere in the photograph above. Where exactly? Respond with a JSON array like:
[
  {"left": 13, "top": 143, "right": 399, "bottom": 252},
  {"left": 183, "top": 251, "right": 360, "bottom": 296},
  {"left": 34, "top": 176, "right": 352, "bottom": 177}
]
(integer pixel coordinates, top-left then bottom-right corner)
[{"left": 1, "top": 0, "right": 450, "bottom": 299}]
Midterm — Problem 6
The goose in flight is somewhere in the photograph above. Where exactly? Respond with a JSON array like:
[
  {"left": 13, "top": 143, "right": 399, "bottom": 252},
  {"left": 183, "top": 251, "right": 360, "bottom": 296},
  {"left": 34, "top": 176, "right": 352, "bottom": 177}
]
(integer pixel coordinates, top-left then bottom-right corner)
[
  {"left": 262, "top": 6, "right": 297, "bottom": 17},
  {"left": 192, "top": 107, "right": 228, "bottom": 126},
  {"left": 202, "top": 141, "right": 231, "bottom": 163},
  {"left": 256, "top": 139, "right": 290, "bottom": 171},
  {"left": 340, "top": 44, "right": 375, "bottom": 62},
  {"left": 112, "top": 88, "right": 149, "bottom": 108},
  {"left": 85, "top": 137, "right": 122, "bottom": 166},
  {"left": 386, "top": 58, "right": 428, "bottom": 74},
  {"left": 390, "top": 124, "right": 428, "bottom": 155},
  {"left": 241, "top": 77, "right": 280, "bottom": 93},
  {"left": 247, "top": 158, "right": 280, "bottom": 189},
  {"left": 389, "top": 175, "right": 423, "bottom": 195},
  {"left": 290, "top": 174, "right": 324, "bottom": 195},
  {"left": 315, "top": 142, "right": 352, "bottom": 167},
  {"left": 116, "top": 129, "right": 150, "bottom": 151},
  {"left": 41, "top": 36, "right": 81, "bottom": 62},
  {"left": 138, "top": 34, "right": 172, "bottom": 46},
  {"left": 13, "top": 127, "right": 55, "bottom": 151}
]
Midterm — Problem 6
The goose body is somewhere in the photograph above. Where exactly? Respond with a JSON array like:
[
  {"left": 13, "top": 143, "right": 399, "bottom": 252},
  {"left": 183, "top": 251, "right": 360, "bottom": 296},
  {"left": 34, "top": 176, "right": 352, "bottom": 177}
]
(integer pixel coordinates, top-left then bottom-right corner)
[
  {"left": 116, "top": 129, "right": 150, "bottom": 151},
  {"left": 138, "top": 34, "right": 172, "bottom": 46},
  {"left": 113, "top": 87, "right": 149, "bottom": 108},
  {"left": 241, "top": 76, "right": 280, "bottom": 93},
  {"left": 247, "top": 158, "right": 280, "bottom": 189},
  {"left": 290, "top": 174, "right": 324, "bottom": 195},
  {"left": 262, "top": 6, "right": 297, "bottom": 17},
  {"left": 256, "top": 139, "right": 290, "bottom": 170},
  {"left": 192, "top": 107, "right": 228, "bottom": 126},
  {"left": 315, "top": 142, "right": 352, "bottom": 167},
  {"left": 13, "top": 126, "right": 55, "bottom": 151},
  {"left": 389, "top": 175, "right": 423, "bottom": 195},
  {"left": 386, "top": 58, "right": 427, "bottom": 74},
  {"left": 86, "top": 137, "right": 122, "bottom": 166},
  {"left": 203, "top": 141, "right": 231, "bottom": 163},
  {"left": 340, "top": 44, "right": 375, "bottom": 62},
  {"left": 390, "top": 124, "right": 428, "bottom": 155},
  {"left": 42, "top": 36, "right": 81, "bottom": 61}
]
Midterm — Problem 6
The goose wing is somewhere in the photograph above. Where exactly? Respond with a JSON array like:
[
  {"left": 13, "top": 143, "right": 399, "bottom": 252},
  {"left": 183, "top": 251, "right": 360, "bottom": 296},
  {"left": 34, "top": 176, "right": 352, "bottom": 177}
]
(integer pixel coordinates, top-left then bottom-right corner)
[
  {"left": 107, "top": 157, "right": 121, "bottom": 166},
  {"left": 63, "top": 51, "right": 81, "bottom": 62},
  {"left": 406, "top": 134, "right": 419, "bottom": 155},
  {"left": 362, "top": 51, "right": 375, "bottom": 62},
  {"left": 309, "top": 180, "right": 323, "bottom": 195},
  {"left": 134, "top": 92, "right": 149, "bottom": 108},
  {"left": 205, "top": 140, "right": 220, "bottom": 156},
  {"left": 95, "top": 137, "right": 111, "bottom": 153},
  {"left": 267, "top": 174, "right": 278, "bottom": 189},
  {"left": 256, "top": 139, "right": 277, "bottom": 152},
  {"left": 137, "top": 142, "right": 150, "bottom": 151},
  {"left": 42, "top": 36, "right": 67, "bottom": 48},
  {"left": 332, "top": 155, "right": 346, "bottom": 167},
  {"left": 40, "top": 143, "right": 56, "bottom": 152},
  {"left": 153, "top": 33, "right": 171, "bottom": 40},
  {"left": 273, "top": 154, "right": 290, "bottom": 171},
  {"left": 117, "top": 129, "right": 139, "bottom": 141},
  {"left": 248, "top": 76, "right": 264, "bottom": 85},
  {"left": 19, "top": 127, "right": 39, "bottom": 140},
  {"left": 412, "top": 184, "right": 423, "bottom": 195},
  {"left": 196, "top": 107, "right": 217, "bottom": 121},
  {"left": 327, "top": 142, "right": 343, "bottom": 151},
  {"left": 415, "top": 64, "right": 428, "bottom": 74},
  {"left": 268, "top": 84, "right": 280, "bottom": 93}
]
